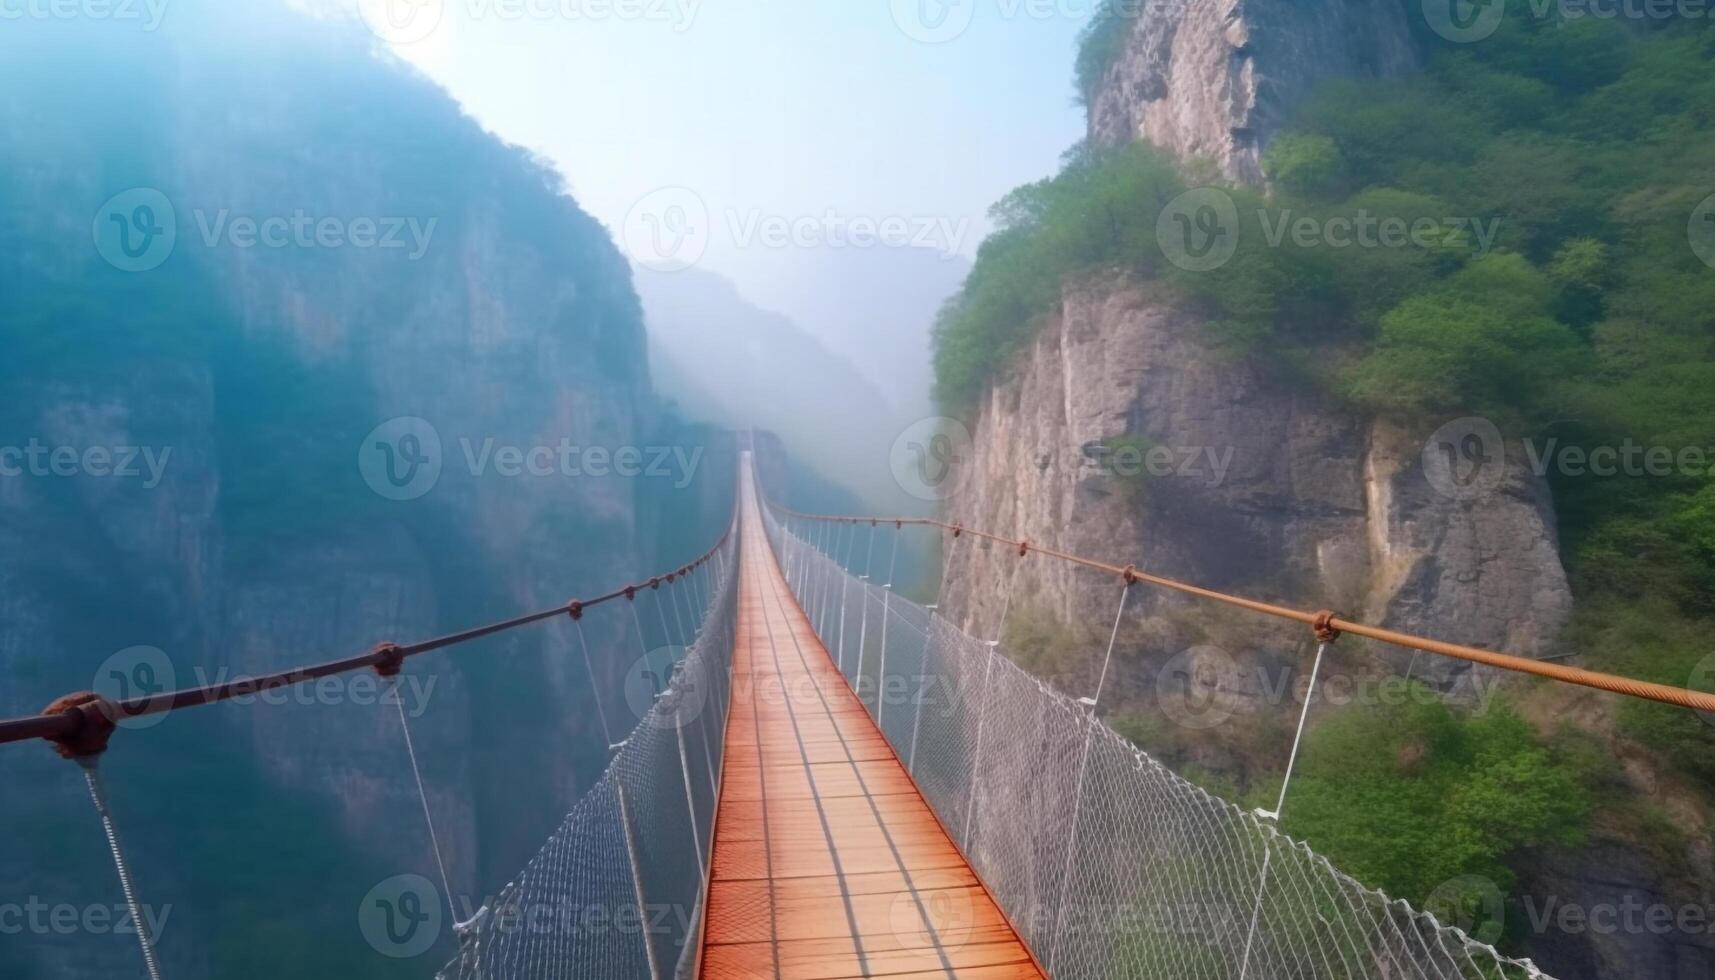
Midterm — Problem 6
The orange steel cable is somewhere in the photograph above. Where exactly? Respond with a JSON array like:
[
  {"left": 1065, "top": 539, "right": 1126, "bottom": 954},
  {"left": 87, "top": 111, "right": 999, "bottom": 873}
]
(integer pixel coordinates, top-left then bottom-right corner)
[{"left": 767, "top": 506, "right": 1715, "bottom": 716}]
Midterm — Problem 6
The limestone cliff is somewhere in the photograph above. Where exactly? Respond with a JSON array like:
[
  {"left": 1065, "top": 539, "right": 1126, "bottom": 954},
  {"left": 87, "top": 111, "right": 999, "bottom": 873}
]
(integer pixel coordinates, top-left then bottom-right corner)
[
  {"left": 941, "top": 272, "right": 1572, "bottom": 698},
  {"left": 1086, "top": 0, "right": 1421, "bottom": 181}
]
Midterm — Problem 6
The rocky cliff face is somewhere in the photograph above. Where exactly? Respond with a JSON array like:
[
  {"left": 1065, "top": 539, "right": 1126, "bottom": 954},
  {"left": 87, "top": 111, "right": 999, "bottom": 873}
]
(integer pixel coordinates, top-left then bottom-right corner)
[
  {"left": 941, "top": 272, "right": 1572, "bottom": 697},
  {"left": 1087, "top": 0, "right": 1421, "bottom": 181}
]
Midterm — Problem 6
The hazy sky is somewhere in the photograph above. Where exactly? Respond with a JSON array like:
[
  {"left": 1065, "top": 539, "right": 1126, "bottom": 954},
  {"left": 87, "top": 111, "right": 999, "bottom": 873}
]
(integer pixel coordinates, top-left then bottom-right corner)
[{"left": 363, "top": 0, "right": 1091, "bottom": 306}]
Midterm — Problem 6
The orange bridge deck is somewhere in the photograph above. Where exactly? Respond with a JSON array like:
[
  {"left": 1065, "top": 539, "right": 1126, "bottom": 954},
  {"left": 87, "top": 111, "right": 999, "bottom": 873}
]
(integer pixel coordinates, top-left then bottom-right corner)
[{"left": 699, "top": 478, "right": 1044, "bottom": 979}]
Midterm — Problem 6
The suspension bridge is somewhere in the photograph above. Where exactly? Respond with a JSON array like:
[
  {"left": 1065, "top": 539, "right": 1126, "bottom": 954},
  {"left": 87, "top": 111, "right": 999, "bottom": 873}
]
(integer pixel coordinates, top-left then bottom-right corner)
[{"left": 4, "top": 451, "right": 1714, "bottom": 979}]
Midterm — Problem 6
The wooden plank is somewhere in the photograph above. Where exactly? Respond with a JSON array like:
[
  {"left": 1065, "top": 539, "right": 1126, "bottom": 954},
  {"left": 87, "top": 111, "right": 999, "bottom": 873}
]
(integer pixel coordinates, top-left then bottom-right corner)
[{"left": 701, "top": 478, "right": 1043, "bottom": 978}]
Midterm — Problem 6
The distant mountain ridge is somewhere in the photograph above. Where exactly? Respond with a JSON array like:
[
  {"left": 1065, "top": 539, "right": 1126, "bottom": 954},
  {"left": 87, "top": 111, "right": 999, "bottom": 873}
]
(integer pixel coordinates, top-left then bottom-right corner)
[{"left": 637, "top": 264, "right": 912, "bottom": 507}]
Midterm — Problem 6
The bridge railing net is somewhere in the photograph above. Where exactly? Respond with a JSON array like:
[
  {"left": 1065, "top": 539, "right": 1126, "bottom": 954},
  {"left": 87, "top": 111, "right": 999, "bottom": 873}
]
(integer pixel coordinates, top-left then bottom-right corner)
[
  {"left": 761, "top": 502, "right": 1553, "bottom": 980},
  {"left": 438, "top": 532, "right": 740, "bottom": 980}
]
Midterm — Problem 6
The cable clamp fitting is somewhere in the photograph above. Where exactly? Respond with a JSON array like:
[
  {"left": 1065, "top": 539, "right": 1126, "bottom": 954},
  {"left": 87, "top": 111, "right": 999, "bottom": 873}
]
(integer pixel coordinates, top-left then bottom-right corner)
[
  {"left": 372, "top": 641, "right": 406, "bottom": 678},
  {"left": 1312, "top": 611, "right": 1343, "bottom": 644},
  {"left": 1123, "top": 564, "right": 1140, "bottom": 586},
  {"left": 41, "top": 692, "right": 118, "bottom": 760},
  {"left": 566, "top": 599, "right": 585, "bottom": 621}
]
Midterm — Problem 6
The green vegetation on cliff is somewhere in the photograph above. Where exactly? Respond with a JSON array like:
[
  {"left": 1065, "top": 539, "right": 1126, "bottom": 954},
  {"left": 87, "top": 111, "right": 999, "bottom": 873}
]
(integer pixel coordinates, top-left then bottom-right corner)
[{"left": 938, "top": 9, "right": 1715, "bottom": 932}]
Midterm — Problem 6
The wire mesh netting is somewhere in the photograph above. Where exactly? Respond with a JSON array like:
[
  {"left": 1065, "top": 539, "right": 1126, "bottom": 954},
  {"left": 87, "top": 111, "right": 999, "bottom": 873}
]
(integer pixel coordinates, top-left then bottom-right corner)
[
  {"left": 761, "top": 500, "right": 1556, "bottom": 980},
  {"left": 438, "top": 531, "right": 740, "bottom": 980}
]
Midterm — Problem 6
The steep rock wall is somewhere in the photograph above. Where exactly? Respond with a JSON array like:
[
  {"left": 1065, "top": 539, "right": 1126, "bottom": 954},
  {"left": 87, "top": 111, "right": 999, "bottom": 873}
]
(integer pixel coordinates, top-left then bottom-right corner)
[
  {"left": 1087, "top": 0, "right": 1421, "bottom": 181},
  {"left": 941, "top": 272, "right": 1572, "bottom": 697}
]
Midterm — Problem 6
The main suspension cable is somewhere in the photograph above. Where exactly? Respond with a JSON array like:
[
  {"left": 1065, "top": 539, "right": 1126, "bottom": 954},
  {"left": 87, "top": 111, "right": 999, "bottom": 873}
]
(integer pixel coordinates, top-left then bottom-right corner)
[
  {"left": 766, "top": 503, "right": 1715, "bottom": 716},
  {"left": 0, "top": 527, "right": 734, "bottom": 751}
]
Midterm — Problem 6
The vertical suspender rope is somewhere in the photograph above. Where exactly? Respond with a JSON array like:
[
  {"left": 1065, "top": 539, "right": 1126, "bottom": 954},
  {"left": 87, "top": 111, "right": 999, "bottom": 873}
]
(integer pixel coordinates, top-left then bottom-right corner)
[
  {"left": 1047, "top": 579, "right": 1133, "bottom": 973},
  {"left": 822, "top": 523, "right": 846, "bottom": 638},
  {"left": 40, "top": 694, "right": 164, "bottom": 980},
  {"left": 910, "top": 523, "right": 964, "bottom": 776},
  {"left": 381, "top": 670, "right": 463, "bottom": 931},
  {"left": 874, "top": 525, "right": 901, "bottom": 729},
  {"left": 569, "top": 609, "right": 615, "bottom": 751},
  {"left": 1238, "top": 614, "right": 1340, "bottom": 980},
  {"left": 669, "top": 576, "right": 691, "bottom": 650},
  {"left": 79, "top": 758, "right": 166, "bottom": 980},
  {"left": 835, "top": 523, "right": 856, "bottom": 675},
  {"left": 961, "top": 539, "right": 1029, "bottom": 850},
  {"left": 675, "top": 709, "right": 705, "bottom": 884},
  {"left": 852, "top": 522, "right": 878, "bottom": 681},
  {"left": 616, "top": 781, "right": 663, "bottom": 980},
  {"left": 813, "top": 523, "right": 831, "bottom": 631},
  {"left": 630, "top": 598, "right": 660, "bottom": 727},
  {"left": 654, "top": 586, "right": 678, "bottom": 662}
]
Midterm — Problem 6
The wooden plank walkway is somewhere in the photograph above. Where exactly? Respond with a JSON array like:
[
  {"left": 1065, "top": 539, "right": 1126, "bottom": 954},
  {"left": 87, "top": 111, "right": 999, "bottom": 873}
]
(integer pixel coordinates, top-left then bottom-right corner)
[{"left": 700, "top": 471, "right": 1044, "bottom": 979}]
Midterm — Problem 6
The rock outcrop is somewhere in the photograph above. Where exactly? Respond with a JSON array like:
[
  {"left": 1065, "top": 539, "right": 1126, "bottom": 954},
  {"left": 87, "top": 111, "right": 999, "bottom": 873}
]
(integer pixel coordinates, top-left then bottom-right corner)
[
  {"left": 941, "top": 272, "right": 1572, "bottom": 699},
  {"left": 1087, "top": 0, "right": 1422, "bottom": 181}
]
